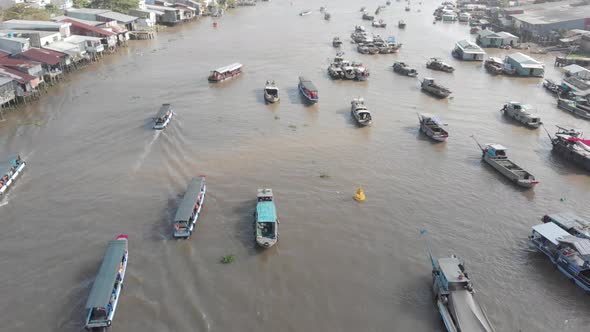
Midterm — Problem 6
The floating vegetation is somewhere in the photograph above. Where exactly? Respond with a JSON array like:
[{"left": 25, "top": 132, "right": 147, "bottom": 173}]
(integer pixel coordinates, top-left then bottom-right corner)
[
  {"left": 319, "top": 172, "right": 330, "bottom": 179},
  {"left": 274, "top": 116, "right": 280, "bottom": 120},
  {"left": 220, "top": 255, "right": 235, "bottom": 264},
  {"left": 18, "top": 120, "right": 44, "bottom": 127},
  {"left": 288, "top": 124, "right": 297, "bottom": 130}
]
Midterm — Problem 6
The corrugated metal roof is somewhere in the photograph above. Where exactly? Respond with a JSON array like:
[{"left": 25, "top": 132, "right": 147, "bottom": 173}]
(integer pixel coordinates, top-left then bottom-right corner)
[
  {"left": 0, "top": 65, "right": 35, "bottom": 84},
  {"left": 0, "top": 57, "right": 41, "bottom": 71},
  {"left": 532, "top": 222, "right": 570, "bottom": 245},
  {"left": 174, "top": 177, "right": 204, "bottom": 222},
  {"left": 20, "top": 48, "right": 65, "bottom": 66},
  {"left": 65, "top": 35, "right": 102, "bottom": 44},
  {"left": 61, "top": 19, "right": 115, "bottom": 37},
  {"left": 0, "top": 76, "right": 13, "bottom": 86},
  {"left": 507, "top": 52, "right": 544, "bottom": 68},
  {"left": 85, "top": 239, "right": 127, "bottom": 309},
  {"left": 0, "top": 50, "right": 9, "bottom": 58},
  {"left": 456, "top": 39, "right": 485, "bottom": 54},
  {"left": 256, "top": 201, "right": 277, "bottom": 223},
  {"left": 97, "top": 12, "right": 138, "bottom": 24},
  {"left": 53, "top": 16, "right": 104, "bottom": 27}
]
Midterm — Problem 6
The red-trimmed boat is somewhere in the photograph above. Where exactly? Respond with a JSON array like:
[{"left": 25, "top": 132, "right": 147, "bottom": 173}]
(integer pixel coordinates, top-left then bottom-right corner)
[{"left": 208, "top": 63, "right": 243, "bottom": 82}]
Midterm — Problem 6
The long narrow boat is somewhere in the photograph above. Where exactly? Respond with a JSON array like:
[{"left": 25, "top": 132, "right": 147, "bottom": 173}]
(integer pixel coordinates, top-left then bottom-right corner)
[
  {"left": 208, "top": 63, "right": 243, "bottom": 82},
  {"left": 85, "top": 234, "right": 128, "bottom": 330},
  {"left": 255, "top": 188, "right": 278, "bottom": 248},
  {"left": 557, "top": 97, "right": 590, "bottom": 120},
  {"left": 474, "top": 140, "right": 538, "bottom": 188},
  {"left": 153, "top": 103, "right": 173, "bottom": 130},
  {"left": 421, "top": 78, "right": 451, "bottom": 99},
  {"left": 173, "top": 176, "right": 206, "bottom": 239},
  {"left": 542, "top": 212, "right": 590, "bottom": 239},
  {"left": 0, "top": 154, "right": 25, "bottom": 197},
  {"left": 529, "top": 222, "right": 590, "bottom": 292},
  {"left": 298, "top": 76, "right": 318, "bottom": 104},
  {"left": 500, "top": 102, "right": 542, "bottom": 128}
]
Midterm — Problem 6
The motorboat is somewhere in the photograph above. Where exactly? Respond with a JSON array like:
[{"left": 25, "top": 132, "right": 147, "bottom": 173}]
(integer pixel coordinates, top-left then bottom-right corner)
[
  {"left": 473, "top": 139, "right": 539, "bottom": 188},
  {"left": 255, "top": 188, "right": 278, "bottom": 248},
  {"left": 405, "top": 6, "right": 410, "bottom": 11},
  {"left": 398, "top": 20, "right": 406, "bottom": 28},
  {"left": 328, "top": 65, "right": 345, "bottom": 79},
  {"left": 421, "top": 78, "right": 451, "bottom": 99},
  {"left": 362, "top": 13, "right": 375, "bottom": 20},
  {"left": 153, "top": 103, "right": 173, "bottom": 130},
  {"left": 208, "top": 63, "right": 243, "bottom": 82},
  {"left": 332, "top": 36, "right": 342, "bottom": 47},
  {"left": 393, "top": 62, "right": 418, "bottom": 77},
  {"left": 543, "top": 79, "right": 564, "bottom": 95},
  {"left": 351, "top": 98, "right": 372, "bottom": 126},
  {"left": 324, "top": 12, "right": 331, "bottom": 20},
  {"left": 500, "top": 102, "right": 542, "bottom": 128},
  {"left": 484, "top": 57, "right": 504, "bottom": 75},
  {"left": 372, "top": 19, "right": 387, "bottom": 28},
  {"left": 354, "top": 66, "right": 370, "bottom": 81},
  {"left": 173, "top": 177, "right": 206, "bottom": 239},
  {"left": 426, "top": 58, "right": 454, "bottom": 72},
  {"left": 418, "top": 114, "right": 448, "bottom": 141},
  {"left": 557, "top": 98, "right": 590, "bottom": 120},
  {"left": 0, "top": 154, "right": 25, "bottom": 197},
  {"left": 264, "top": 80, "right": 279, "bottom": 103},
  {"left": 298, "top": 76, "right": 318, "bottom": 103},
  {"left": 300, "top": 10, "right": 312, "bottom": 16},
  {"left": 84, "top": 234, "right": 128, "bottom": 330},
  {"left": 545, "top": 127, "right": 590, "bottom": 172}
]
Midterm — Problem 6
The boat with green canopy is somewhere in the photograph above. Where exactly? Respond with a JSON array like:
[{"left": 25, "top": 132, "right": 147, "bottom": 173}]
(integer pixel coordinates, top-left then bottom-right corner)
[
  {"left": 84, "top": 234, "right": 128, "bottom": 330},
  {"left": 255, "top": 188, "right": 279, "bottom": 248},
  {"left": 173, "top": 176, "right": 206, "bottom": 239},
  {"left": 0, "top": 154, "right": 25, "bottom": 197}
]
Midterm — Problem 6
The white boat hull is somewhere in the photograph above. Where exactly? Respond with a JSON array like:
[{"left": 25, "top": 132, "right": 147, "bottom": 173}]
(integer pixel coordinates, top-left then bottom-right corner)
[
  {"left": 0, "top": 162, "right": 26, "bottom": 195},
  {"left": 153, "top": 114, "right": 172, "bottom": 130}
]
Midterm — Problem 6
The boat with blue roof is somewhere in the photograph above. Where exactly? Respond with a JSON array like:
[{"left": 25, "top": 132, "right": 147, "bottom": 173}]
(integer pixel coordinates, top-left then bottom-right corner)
[
  {"left": 529, "top": 222, "right": 590, "bottom": 292},
  {"left": 0, "top": 154, "right": 25, "bottom": 197},
  {"left": 173, "top": 176, "right": 206, "bottom": 239},
  {"left": 255, "top": 188, "right": 279, "bottom": 248}
]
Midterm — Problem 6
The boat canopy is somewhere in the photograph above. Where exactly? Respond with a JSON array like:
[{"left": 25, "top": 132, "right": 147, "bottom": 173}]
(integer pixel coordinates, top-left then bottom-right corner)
[
  {"left": 0, "top": 154, "right": 20, "bottom": 176},
  {"left": 421, "top": 113, "right": 443, "bottom": 125},
  {"left": 546, "top": 212, "right": 590, "bottom": 236},
  {"left": 174, "top": 177, "right": 204, "bottom": 223},
  {"left": 155, "top": 103, "right": 172, "bottom": 119},
  {"left": 558, "top": 235, "right": 590, "bottom": 256},
  {"left": 485, "top": 144, "right": 506, "bottom": 152},
  {"left": 532, "top": 222, "right": 570, "bottom": 245},
  {"left": 85, "top": 240, "right": 127, "bottom": 310},
  {"left": 438, "top": 257, "right": 469, "bottom": 284},
  {"left": 299, "top": 76, "right": 317, "bottom": 92},
  {"left": 256, "top": 201, "right": 277, "bottom": 223},
  {"left": 213, "top": 63, "right": 242, "bottom": 74}
]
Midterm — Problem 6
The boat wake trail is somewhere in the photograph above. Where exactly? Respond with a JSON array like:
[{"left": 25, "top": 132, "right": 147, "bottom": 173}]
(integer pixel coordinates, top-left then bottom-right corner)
[
  {"left": 133, "top": 130, "right": 162, "bottom": 173},
  {"left": 0, "top": 199, "right": 8, "bottom": 208}
]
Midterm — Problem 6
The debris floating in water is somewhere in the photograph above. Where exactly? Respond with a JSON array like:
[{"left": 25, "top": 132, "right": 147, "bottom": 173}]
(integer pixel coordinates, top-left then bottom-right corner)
[
  {"left": 560, "top": 198, "right": 566, "bottom": 202},
  {"left": 220, "top": 255, "right": 235, "bottom": 264},
  {"left": 354, "top": 187, "right": 366, "bottom": 201}
]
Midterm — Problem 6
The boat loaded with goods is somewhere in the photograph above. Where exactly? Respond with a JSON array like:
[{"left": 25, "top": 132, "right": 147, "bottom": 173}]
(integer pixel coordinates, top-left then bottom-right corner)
[
  {"left": 426, "top": 58, "right": 455, "bottom": 73},
  {"left": 263, "top": 80, "right": 280, "bottom": 103},
  {"left": 173, "top": 176, "right": 206, "bottom": 239},
  {"left": 84, "top": 234, "right": 128, "bottom": 330},
  {"left": 0, "top": 154, "right": 25, "bottom": 197},
  {"left": 557, "top": 97, "right": 590, "bottom": 120},
  {"left": 351, "top": 98, "right": 372, "bottom": 126},
  {"left": 298, "top": 76, "right": 319, "bottom": 103},
  {"left": 153, "top": 103, "right": 173, "bottom": 130},
  {"left": 393, "top": 62, "right": 418, "bottom": 77},
  {"left": 472, "top": 137, "right": 539, "bottom": 188},
  {"left": 255, "top": 188, "right": 279, "bottom": 248},
  {"left": 500, "top": 102, "right": 542, "bottom": 128},
  {"left": 327, "top": 54, "right": 370, "bottom": 81},
  {"left": 418, "top": 114, "right": 448, "bottom": 142},
  {"left": 421, "top": 78, "right": 452, "bottom": 99},
  {"left": 484, "top": 57, "right": 504, "bottom": 75}
]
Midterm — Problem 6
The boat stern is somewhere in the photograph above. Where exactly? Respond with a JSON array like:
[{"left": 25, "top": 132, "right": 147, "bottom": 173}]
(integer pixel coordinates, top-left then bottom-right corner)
[
  {"left": 517, "top": 179, "right": 539, "bottom": 188},
  {"left": 256, "top": 236, "right": 277, "bottom": 248}
]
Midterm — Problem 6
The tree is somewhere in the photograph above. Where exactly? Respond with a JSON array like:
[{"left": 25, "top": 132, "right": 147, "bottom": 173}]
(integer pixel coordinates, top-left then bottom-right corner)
[
  {"left": 0, "top": 4, "right": 50, "bottom": 21},
  {"left": 89, "top": 0, "right": 139, "bottom": 14},
  {"left": 73, "top": 0, "right": 92, "bottom": 8}
]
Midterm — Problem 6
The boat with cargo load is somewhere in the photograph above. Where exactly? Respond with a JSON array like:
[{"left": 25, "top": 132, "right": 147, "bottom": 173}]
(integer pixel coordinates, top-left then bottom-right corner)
[
  {"left": 208, "top": 63, "right": 243, "bottom": 82},
  {"left": 557, "top": 98, "right": 590, "bottom": 120},
  {"left": 0, "top": 154, "right": 25, "bottom": 197},
  {"left": 393, "top": 62, "right": 418, "bottom": 77},
  {"left": 421, "top": 78, "right": 451, "bottom": 99},
  {"left": 255, "top": 188, "right": 278, "bottom": 248},
  {"left": 484, "top": 57, "right": 503, "bottom": 75},
  {"left": 173, "top": 176, "right": 206, "bottom": 239},
  {"left": 545, "top": 127, "right": 590, "bottom": 172},
  {"left": 332, "top": 36, "right": 342, "bottom": 47},
  {"left": 419, "top": 114, "right": 448, "bottom": 142},
  {"left": 426, "top": 58, "right": 454, "bottom": 73},
  {"left": 84, "top": 234, "right": 128, "bottom": 330},
  {"left": 153, "top": 103, "right": 173, "bottom": 130},
  {"left": 398, "top": 20, "right": 406, "bottom": 28},
  {"left": 351, "top": 98, "right": 372, "bottom": 126},
  {"left": 298, "top": 76, "right": 318, "bottom": 103},
  {"left": 500, "top": 102, "right": 542, "bottom": 128}
]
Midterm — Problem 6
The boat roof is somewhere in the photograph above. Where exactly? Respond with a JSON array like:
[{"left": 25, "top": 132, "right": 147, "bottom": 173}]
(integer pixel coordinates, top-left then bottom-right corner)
[
  {"left": 213, "top": 63, "right": 242, "bottom": 73},
  {"left": 532, "top": 222, "right": 570, "bottom": 245},
  {"left": 155, "top": 103, "right": 172, "bottom": 119},
  {"left": 558, "top": 235, "right": 590, "bottom": 256},
  {"left": 299, "top": 76, "right": 317, "bottom": 91},
  {"left": 85, "top": 239, "right": 127, "bottom": 309},
  {"left": 547, "top": 212, "right": 590, "bottom": 235},
  {"left": 256, "top": 201, "right": 277, "bottom": 223},
  {"left": 438, "top": 257, "right": 469, "bottom": 283},
  {"left": 174, "top": 177, "right": 204, "bottom": 222},
  {"left": 485, "top": 144, "right": 506, "bottom": 151}
]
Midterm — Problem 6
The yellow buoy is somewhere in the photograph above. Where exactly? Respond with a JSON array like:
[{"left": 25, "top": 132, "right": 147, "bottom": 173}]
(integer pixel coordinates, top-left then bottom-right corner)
[{"left": 354, "top": 187, "right": 366, "bottom": 201}]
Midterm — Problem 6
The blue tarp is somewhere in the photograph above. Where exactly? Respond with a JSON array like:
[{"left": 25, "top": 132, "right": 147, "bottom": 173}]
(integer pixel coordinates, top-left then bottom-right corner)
[{"left": 256, "top": 201, "right": 277, "bottom": 223}]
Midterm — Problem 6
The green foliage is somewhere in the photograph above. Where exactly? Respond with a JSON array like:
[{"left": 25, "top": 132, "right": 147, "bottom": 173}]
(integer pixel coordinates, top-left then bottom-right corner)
[
  {"left": 220, "top": 255, "right": 235, "bottom": 264},
  {"left": 73, "top": 0, "right": 92, "bottom": 8},
  {"left": 44, "top": 4, "right": 63, "bottom": 16},
  {"left": 1, "top": 4, "right": 50, "bottom": 21},
  {"left": 89, "top": 0, "right": 139, "bottom": 14}
]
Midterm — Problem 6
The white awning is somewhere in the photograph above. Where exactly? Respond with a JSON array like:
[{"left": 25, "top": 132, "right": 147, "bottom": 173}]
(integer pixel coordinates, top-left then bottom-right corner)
[{"left": 532, "top": 223, "right": 569, "bottom": 245}]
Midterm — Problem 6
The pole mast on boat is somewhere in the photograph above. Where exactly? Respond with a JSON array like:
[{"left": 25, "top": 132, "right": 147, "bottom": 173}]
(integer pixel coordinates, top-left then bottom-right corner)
[
  {"left": 541, "top": 124, "right": 555, "bottom": 144},
  {"left": 420, "top": 229, "right": 437, "bottom": 270},
  {"left": 470, "top": 135, "right": 484, "bottom": 152}
]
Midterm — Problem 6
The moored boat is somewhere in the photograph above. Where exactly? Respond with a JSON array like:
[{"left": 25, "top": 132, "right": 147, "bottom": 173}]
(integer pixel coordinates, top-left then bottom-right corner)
[
  {"left": 324, "top": 12, "right": 331, "bottom": 20},
  {"left": 208, "top": 63, "right": 243, "bottom": 82},
  {"left": 484, "top": 57, "right": 504, "bottom": 75},
  {"left": 398, "top": 20, "right": 406, "bottom": 28},
  {"left": 500, "top": 102, "right": 542, "bottom": 128},
  {"left": 255, "top": 188, "right": 278, "bottom": 248},
  {"left": 362, "top": 13, "right": 374, "bottom": 20},
  {"left": 299, "top": 10, "right": 312, "bottom": 16},
  {"left": 332, "top": 36, "right": 342, "bottom": 47},
  {"left": 426, "top": 58, "right": 454, "bottom": 73},
  {"left": 264, "top": 80, "right": 280, "bottom": 103},
  {"left": 542, "top": 212, "right": 590, "bottom": 239},
  {"left": 421, "top": 78, "right": 451, "bottom": 99},
  {"left": 473, "top": 139, "right": 539, "bottom": 188},
  {"left": 418, "top": 113, "right": 448, "bottom": 141},
  {"left": 529, "top": 222, "right": 590, "bottom": 292},
  {"left": 372, "top": 19, "right": 387, "bottom": 28},
  {"left": 298, "top": 76, "right": 318, "bottom": 103},
  {"left": 84, "top": 234, "right": 128, "bottom": 330},
  {"left": 393, "top": 62, "right": 417, "bottom": 77},
  {"left": 351, "top": 98, "right": 372, "bottom": 126},
  {"left": 173, "top": 176, "right": 206, "bottom": 239},
  {"left": 0, "top": 154, "right": 25, "bottom": 197},
  {"left": 545, "top": 127, "right": 590, "bottom": 172},
  {"left": 557, "top": 97, "right": 590, "bottom": 120},
  {"left": 405, "top": 6, "right": 410, "bottom": 11},
  {"left": 153, "top": 103, "right": 173, "bottom": 130}
]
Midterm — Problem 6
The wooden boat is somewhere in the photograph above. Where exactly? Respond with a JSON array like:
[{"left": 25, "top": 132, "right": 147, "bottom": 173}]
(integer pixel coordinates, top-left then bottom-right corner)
[
  {"left": 255, "top": 188, "right": 278, "bottom": 248},
  {"left": 324, "top": 12, "right": 331, "bottom": 20},
  {"left": 421, "top": 78, "right": 451, "bottom": 98},
  {"left": 393, "top": 62, "right": 418, "bottom": 77},
  {"left": 501, "top": 102, "right": 542, "bottom": 128},
  {"left": 543, "top": 79, "right": 563, "bottom": 95},
  {"left": 153, "top": 103, "right": 173, "bottom": 130},
  {"left": 362, "top": 13, "right": 374, "bottom": 20},
  {"left": 208, "top": 63, "right": 242, "bottom": 82},
  {"left": 418, "top": 113, "right": 448, "bottom": 141},
  {"left": 0, "top": 154, "right": 25, "bottom": 197},
  {"left": 398, "top": 20, "right": 406, "bottom": 28},
  {"left": 299, "top": 10, "right": 312, "bottom": 16},
  {"left": 351, "top": 98, "right": 372, "bottom": 126},
  {"left": 426, "top": 58, "right": 454, "bottom": 73},
  {"left": 387, "top": 0, "right": 391, "bottom": 5},
  {"left": 263, "top": 80, "right": 279, "bottom": 103},
  {"left": 473, "top": 138, "right": 539, "bottom": 188},
  {"left": 84, "top": 234, "right": 128, "bottom": 330},
  {"left": 405, "top": 6, "right": 410, "bottom": 11},
  {"left": 173, "top": 177, "right": 206, "bottom": 239},
  {"left": 298, "top": 76, "right": 318, "bottom": 103},
  {"left": 372, "top": 19, "right": 387, "bottom": 28},
  {"left": 332, "top": 36, "right": 342, "bottom": 47},
  {"left": 545, "top": 127, "right": 590, "bottom": 172},
  {"left": 557, "top": 97, "right": 590, "bottom": 120},
  {"left": 484, "top": 57, "right": 503, "bottom": 75}
]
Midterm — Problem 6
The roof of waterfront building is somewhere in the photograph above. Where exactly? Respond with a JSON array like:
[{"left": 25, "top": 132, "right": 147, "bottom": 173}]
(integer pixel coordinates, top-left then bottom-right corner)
[
  {"left": 20, "top": 48, "right": 66, "bottom": 65},
  {"left": 0, "top": 50, "right": 9, "bottom": 58},
  {"left": 53, "top": 16, "right": 104, "bottom": 27},
  {"left": 0, "top": 76, "right": 13, "bottom": 86},
  {"left": 65, "top": 8, "right": 138, "bottom": 24},
  {"left": 478, "top": 30, "right": 518, "bottom": 39},
  {"left": 0, "top": 57, "right": 41, "bottom": 70},
  {"left": 510, "top": 3, "right": 590, "bottom": 25},
  {"left": 60, "top": 19, "right": 115, "bottom": 37},
  {"left": 455, "top": 39, "right": 486, "bottom": 54},
  {"left": 506, "top": 52, "right": 544, "bottom": 68},
  {"left": 1, "top": 20, "right": 69, "bottom": 28},
  {"left": 0, "top": 65, "right": 36, "bottom": 84},
  {"left": 0, "top": 30, "right": 60, "bottom": 38}
]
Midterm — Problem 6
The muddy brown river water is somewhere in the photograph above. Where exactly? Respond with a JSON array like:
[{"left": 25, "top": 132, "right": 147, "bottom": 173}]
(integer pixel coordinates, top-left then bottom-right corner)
[{"left": 1, "top": 1, "right": 590, "bottom": 331}]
